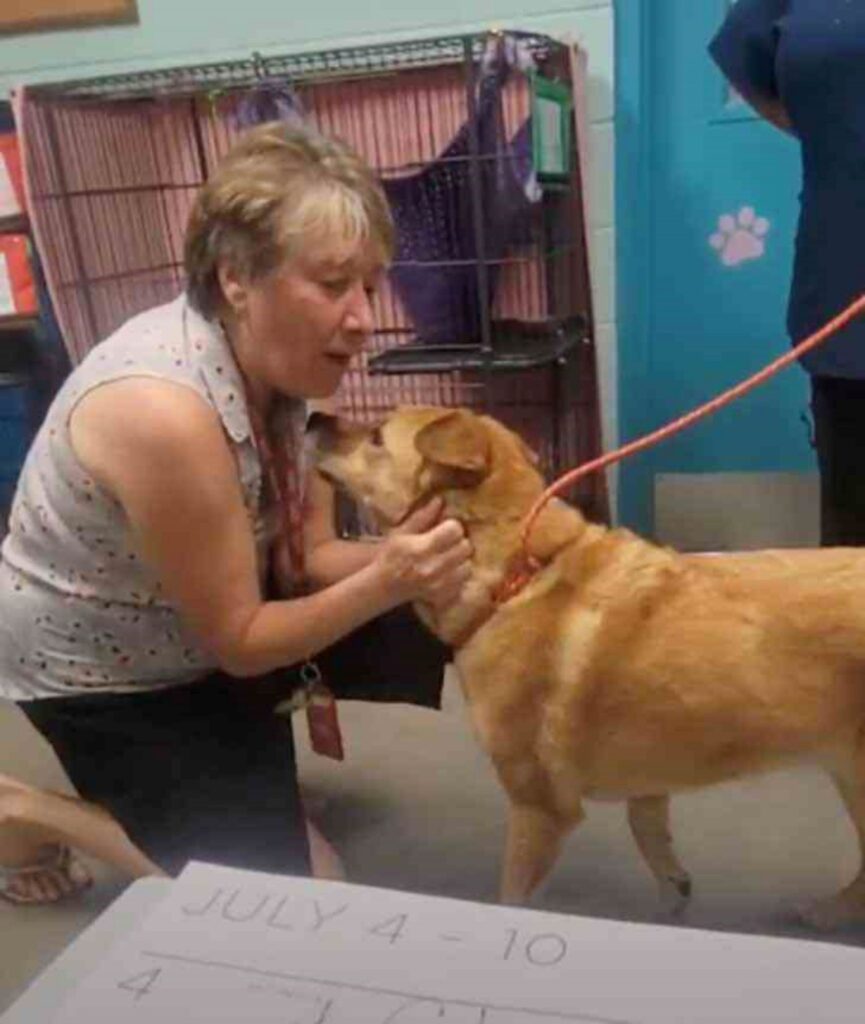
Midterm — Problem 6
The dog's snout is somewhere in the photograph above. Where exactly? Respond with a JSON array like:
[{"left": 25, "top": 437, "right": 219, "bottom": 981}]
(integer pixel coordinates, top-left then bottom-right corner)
[{"left": 307, "top": 413, "right": 375, "bottom": 465}]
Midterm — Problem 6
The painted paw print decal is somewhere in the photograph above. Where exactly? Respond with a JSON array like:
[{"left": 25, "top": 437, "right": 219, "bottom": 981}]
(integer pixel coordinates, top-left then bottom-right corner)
[{"left": 710, "top": 207, "right": 770, "bottom": 267}]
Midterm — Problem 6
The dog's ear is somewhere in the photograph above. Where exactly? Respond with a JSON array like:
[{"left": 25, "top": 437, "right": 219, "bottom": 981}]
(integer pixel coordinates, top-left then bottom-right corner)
[
  {"left": 414, "top": 409, "right": 491, "bottom": 476},
  {"left": 516, "top": 436, "right": 540, "bottom": 467}
]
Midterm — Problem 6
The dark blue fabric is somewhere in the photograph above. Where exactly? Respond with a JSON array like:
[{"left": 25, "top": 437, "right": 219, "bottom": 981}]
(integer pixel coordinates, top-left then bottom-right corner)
[{"left": 711, "top": 0, "right": 865, "bottom": 377}]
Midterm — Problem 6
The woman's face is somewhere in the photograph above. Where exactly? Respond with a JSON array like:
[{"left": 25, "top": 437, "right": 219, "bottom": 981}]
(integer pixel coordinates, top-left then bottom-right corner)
[{"left": 227, "top": 239, "right": 384, "bottom": 400}]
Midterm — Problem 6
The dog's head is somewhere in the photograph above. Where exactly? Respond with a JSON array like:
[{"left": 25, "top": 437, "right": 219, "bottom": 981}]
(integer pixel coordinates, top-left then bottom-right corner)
[{"left": 311, "top": 406, "right": 544, "bottom": 528}]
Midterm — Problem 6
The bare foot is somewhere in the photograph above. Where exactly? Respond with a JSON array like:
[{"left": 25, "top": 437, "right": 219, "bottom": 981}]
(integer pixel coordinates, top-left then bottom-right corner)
[
  {"left": 0, "top": 773, "right": 164, "bottom": 889},
  {"left": 0, "top": 844, "right": 92, "bottom": 905}
]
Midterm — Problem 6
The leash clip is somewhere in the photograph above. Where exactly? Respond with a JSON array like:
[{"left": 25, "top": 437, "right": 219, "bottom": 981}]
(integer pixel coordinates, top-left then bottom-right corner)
[{"left": 299, "top": 660, "right": 323, "bottom": 688}]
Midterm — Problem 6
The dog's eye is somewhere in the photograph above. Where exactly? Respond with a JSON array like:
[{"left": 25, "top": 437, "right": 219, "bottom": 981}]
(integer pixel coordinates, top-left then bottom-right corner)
[{"left": 369, "top": 426, "right": 384, "bottom": 447}]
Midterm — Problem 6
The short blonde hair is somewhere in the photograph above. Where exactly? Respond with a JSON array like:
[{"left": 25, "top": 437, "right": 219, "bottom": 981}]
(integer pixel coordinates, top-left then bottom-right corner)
[{"left": 184, "top": 122, "right": 394, "bottom": 318}]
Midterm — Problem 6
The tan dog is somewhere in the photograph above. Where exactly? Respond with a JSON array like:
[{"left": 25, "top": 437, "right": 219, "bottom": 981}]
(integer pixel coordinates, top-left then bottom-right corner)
[{"left": 314, "top": 405, "right": 865, "bottom": 929}]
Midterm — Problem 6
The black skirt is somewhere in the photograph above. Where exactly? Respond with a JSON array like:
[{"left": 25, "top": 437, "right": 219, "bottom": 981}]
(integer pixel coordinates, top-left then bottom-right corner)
[{"left": 18, "top": 605, "right": 449, "bottom": 877}]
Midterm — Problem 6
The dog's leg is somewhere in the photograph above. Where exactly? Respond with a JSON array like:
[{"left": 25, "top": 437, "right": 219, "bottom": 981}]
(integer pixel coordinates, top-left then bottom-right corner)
[
  {"left": 802, "top": 767, "right": 865, "bottom": 930},
  {"left": 500, "top": 803, "right": 579, "bottom": 906},
  {"left": 627, "top": 795, "right": 692, "bottom": 916}
]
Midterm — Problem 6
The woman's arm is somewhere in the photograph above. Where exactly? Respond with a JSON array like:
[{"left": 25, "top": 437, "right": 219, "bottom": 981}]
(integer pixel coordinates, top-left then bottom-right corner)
[
  {"left": 739, "top": 88, "right": 795, "bottom": 136},
  {"left": 709, "top": 0, "right": 795, "bottom": 135},
  {"left": 69, "top": 378, "right": 470, "bottom": 678}
]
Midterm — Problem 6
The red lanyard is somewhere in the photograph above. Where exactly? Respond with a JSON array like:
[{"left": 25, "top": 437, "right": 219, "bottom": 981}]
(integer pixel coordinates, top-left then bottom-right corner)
[
  {"left": 242, "top": 383, "right": 345, "bottom": 761},
  {"left": 244, "top": 394, "right": 308, "bottom": 591}
]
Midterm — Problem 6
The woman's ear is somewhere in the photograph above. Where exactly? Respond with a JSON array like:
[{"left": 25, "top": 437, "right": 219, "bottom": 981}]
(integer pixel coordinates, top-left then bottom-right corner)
[{"left": 217, "top": 263, "right": 249, "bottom": 317}]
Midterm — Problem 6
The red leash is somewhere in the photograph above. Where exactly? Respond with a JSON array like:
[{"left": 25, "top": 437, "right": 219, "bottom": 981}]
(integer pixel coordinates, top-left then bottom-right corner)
[{"left": 497, "top": 292, "right": 865, "bottom": 602}]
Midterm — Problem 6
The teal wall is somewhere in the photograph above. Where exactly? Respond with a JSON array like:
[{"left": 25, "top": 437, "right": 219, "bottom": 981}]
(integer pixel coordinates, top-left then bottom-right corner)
[{"left": 615, "top": 0, "right": 812, "bottom": 538}]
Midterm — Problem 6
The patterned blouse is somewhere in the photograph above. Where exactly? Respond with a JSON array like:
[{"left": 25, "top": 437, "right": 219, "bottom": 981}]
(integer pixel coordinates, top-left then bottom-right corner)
[{"left": 0, "top": 294, "right": 305, "bottom": 701}]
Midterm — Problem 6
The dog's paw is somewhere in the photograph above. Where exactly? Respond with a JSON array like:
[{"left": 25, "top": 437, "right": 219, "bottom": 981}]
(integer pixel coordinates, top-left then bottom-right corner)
[
  {"left": 658, "top": 873, "right": 692, "bottom": 918},
  {"left": 797, "top": 894, "right": 865, "bottom": 932}
]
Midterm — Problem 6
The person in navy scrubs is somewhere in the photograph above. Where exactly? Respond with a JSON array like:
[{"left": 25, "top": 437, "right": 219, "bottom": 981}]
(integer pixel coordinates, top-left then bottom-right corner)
[{"left": 711, "top": 0, "right": 865, "bottom": 545}]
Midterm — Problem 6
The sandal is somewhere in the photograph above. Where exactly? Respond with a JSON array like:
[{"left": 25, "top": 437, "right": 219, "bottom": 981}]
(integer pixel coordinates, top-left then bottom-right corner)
[{"left": 0, "top": 844, "right": 92, "bottom": 906}]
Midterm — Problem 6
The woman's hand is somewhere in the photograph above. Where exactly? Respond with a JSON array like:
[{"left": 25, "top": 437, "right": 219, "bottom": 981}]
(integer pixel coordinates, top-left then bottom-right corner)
[{"left": 372, "top": 498, "right": 473, "bottom": 609}]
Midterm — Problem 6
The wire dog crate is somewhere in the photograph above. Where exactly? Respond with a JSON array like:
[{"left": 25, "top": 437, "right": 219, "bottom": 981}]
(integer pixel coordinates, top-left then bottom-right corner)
[{"left": 19, "top": 29, "right": 606, "bottom": 521}]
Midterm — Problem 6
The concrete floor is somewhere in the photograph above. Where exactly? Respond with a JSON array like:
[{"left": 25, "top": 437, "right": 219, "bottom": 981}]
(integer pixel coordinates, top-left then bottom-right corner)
[{"left": 3, "top": 670, "right": 865, "bottom": 1013}]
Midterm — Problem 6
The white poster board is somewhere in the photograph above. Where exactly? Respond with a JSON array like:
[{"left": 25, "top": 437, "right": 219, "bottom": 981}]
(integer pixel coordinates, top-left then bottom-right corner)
[{"left": 46, "top": 861, "right": 864, "bottom": 1023}]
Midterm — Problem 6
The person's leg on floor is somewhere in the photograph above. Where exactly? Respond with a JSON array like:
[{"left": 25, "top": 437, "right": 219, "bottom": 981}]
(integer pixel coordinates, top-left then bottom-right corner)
[
  {"left": 18, "top": 672, "right": 311, "bottom": 880},
  {"left": 0, "top": 773, "right": 162, "bottom": 904},
  {"left": 811, "top": 376, "right": 865, "bottom": 546}
]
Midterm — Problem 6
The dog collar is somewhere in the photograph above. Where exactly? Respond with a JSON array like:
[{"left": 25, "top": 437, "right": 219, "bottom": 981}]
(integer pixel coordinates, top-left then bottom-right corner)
[{"left": 448, "top": 551, "right": 543, "bottom": 649}]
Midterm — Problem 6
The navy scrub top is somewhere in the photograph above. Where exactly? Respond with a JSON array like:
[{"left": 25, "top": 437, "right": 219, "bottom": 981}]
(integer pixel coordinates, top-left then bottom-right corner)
[{"left": 711, "top": 0, "right": 865, "bottom": 378}]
